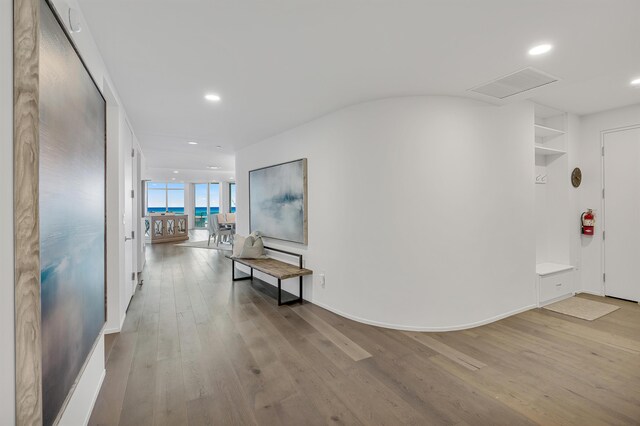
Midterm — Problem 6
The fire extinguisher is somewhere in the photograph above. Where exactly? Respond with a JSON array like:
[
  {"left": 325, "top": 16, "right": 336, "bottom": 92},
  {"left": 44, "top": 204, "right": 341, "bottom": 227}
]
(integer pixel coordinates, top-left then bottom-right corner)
[{"left": 581, "top": 209, "right": 595, "bottom": 236}]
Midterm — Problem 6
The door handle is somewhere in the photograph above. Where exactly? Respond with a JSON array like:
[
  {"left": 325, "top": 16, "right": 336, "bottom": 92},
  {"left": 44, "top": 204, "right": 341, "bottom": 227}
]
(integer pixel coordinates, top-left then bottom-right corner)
[{"left": 124, "top": 236, "right": 133, "bottom": 242}]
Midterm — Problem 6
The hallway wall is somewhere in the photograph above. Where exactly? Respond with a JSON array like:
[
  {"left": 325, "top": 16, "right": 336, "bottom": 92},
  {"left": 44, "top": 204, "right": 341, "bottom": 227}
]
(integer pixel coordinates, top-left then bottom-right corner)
[
  {"left": 236, "top": 96, "right": 536, "bottom": 331},
  {"left": 578, "top": 103, "right": 640, "bottom": 296},
  {"left": 0, "top": 0, "right": 15, "bottom": 422}
]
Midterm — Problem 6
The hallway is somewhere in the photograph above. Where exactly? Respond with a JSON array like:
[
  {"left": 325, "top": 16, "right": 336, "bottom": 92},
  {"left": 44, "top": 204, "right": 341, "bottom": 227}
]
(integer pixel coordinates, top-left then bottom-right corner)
[{"left": 89, "top": 242, "right": 640, "bottom": 425}]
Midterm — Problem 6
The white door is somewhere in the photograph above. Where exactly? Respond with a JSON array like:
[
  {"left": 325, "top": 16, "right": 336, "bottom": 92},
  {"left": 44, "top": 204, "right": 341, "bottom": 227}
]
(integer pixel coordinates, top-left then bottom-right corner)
[
  {"left": 123, "top": 123, "right": 135, "bottom": 306},
  {"left": 604, "top": 126, "right": 640, "bottom": 302}
]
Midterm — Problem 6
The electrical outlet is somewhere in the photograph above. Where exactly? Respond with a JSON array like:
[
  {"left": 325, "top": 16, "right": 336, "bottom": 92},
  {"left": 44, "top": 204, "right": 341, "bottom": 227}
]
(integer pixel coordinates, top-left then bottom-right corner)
[{"left": 319, "top": 273, "right": 326, "bottom": 288}]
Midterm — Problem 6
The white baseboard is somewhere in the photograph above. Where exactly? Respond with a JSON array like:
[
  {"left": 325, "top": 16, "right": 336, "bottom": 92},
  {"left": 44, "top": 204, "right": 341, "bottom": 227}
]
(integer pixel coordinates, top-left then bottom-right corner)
[
  {"left": 538, "top": 292, "right": 574, "bottom": 307},
  {"left": 310, "top": 301, "right": 538, "bottom": 332},
  {"left": 576, "top": 290, "right": 605, "bottom": 297},
  {"left": 58, "top": 334, "right": 106, "bottom": 426},
  {"left": 82, "top": 369, "right": 105, "bottom": 426},
  {"left": 119, "top": 311, "right": 127, "bottom": 329},
  {"left": 104, "top": 311, "right": 126, "bottom": 335}
]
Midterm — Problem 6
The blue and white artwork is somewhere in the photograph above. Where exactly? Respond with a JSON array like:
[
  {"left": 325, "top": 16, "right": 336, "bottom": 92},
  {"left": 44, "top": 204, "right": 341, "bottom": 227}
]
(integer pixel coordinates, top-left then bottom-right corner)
[
  {"left": 250, "top": 159, "right": 308, "bottom": 244},
  {"left": 40, "top": 1, "right": 106, "bottom": 424}
]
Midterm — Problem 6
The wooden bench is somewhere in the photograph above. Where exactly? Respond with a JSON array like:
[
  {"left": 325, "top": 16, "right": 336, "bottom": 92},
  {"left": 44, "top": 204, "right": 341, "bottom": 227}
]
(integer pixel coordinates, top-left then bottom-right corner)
[{"left": 227, "top": 246, "right": 313, "bottom": 306}]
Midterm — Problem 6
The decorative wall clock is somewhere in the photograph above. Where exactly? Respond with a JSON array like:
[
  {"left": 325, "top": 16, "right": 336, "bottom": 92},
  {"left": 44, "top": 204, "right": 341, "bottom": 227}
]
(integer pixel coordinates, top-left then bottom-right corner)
[{"left": 571, "top": 167, "right": 582, "bottom": 188}]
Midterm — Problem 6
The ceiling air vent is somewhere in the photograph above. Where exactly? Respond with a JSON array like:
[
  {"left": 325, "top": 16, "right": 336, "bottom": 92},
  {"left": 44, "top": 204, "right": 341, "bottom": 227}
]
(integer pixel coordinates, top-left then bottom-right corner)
[{"left": 469, "top": 67, "right": 559, "bottom": 99}]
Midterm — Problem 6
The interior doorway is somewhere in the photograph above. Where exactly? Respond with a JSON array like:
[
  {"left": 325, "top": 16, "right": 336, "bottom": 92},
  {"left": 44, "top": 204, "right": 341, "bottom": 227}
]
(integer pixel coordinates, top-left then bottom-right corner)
[{"left": 603, "top": 125, "right": 640, "bottom": 302}]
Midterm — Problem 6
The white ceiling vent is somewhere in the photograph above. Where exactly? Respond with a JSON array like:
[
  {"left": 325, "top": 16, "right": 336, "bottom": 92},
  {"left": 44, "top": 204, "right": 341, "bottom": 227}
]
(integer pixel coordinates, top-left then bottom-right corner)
[{"left": 469, "top": 67, "right": 559, "bottom": 99}]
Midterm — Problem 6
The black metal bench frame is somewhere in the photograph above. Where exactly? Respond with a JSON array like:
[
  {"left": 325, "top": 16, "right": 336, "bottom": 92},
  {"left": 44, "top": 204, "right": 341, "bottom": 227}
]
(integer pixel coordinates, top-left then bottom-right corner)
[{"left": 231, "top": 246, "right": 304, "bottom": 306}]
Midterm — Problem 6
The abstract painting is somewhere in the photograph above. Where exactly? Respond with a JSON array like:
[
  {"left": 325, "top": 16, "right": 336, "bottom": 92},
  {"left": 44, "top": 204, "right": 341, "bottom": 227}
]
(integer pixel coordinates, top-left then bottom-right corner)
[
  {"left": 39, "top": 1, "right": 106, "bottom": 424},
  {"left": 250, "top": 159, "right": 308, "bottom": 244}
]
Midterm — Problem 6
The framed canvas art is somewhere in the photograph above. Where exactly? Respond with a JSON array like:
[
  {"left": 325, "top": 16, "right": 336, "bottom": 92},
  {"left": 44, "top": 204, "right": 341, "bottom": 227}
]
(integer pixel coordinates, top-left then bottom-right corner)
[
  {"left": 250, "top": 159, "right": 308, "bottom": 244},
  {"left": 39, "top": 1, "right": 106, "bottom": 424}
]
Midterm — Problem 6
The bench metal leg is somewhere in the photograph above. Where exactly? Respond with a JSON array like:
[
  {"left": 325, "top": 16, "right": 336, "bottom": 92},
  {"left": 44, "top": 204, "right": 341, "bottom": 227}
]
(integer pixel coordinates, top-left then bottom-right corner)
[
  {"left": 232, "top": 260, "right": 252, "bottom": 282},
  {"left": 278, "top": 279, "right": 282, "bottom": 306},
  {"left": 299, "top": 276, "right": 303, "bottom": 304},
  {"left": 276, "top": 277, "right": 304, "bottom": 306}
]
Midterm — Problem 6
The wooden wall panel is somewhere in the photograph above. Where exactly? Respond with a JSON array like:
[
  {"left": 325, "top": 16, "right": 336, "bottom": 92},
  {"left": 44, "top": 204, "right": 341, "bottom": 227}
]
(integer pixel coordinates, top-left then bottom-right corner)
[{"left": 13, "top": 0, "right": 42, "bottom": 424}]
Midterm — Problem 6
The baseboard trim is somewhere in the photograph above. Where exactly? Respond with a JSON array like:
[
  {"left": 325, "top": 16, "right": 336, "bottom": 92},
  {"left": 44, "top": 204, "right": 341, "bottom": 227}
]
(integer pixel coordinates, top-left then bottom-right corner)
[
  {"left": 310, "top": 301, "right": 537, "bottom": 332},
  {"left": 119, "top": 311, "right": 126, "bottom": 329},
  {"left": 576, "top": 290, "right": 605, "bottom": 297},
  {"left": 82, "top": 369, "right": 105, "bottom": 426},
  {"left": 538, "top": 292, "right": 574, "bottom": 308}
]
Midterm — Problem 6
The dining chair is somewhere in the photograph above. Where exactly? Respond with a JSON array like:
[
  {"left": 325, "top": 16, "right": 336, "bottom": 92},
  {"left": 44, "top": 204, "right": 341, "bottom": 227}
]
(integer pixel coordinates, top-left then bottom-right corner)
[{"left": 208, "top": 214, "right": 233, "bottom": 246}]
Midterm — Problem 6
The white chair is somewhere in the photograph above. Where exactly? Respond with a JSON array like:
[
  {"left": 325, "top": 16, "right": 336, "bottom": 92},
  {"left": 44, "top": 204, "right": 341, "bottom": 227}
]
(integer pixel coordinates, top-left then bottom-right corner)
[{"left": 208, "top": 214, "right": 233, "bottom": 246}]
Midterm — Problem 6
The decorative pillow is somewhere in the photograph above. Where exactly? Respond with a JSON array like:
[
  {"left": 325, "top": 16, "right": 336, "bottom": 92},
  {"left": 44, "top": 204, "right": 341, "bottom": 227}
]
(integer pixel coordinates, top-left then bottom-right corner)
[
  {"left": 232, "top": 235, "right": 246, "bottom": 258},
  {"left": 232, "top": 233, "right": 267, "bottom": 259}
]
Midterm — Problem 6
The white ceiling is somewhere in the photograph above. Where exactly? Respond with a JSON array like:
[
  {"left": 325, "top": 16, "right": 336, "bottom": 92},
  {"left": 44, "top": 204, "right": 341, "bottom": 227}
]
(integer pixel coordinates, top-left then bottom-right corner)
[{"left": 79, "top": 0, "right": 640, "bottom": 175}]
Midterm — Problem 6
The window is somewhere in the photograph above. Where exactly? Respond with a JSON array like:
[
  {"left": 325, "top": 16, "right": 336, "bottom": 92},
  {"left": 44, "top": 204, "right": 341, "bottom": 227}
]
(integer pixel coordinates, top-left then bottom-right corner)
[
  {"left": 193, "top": 183, "right": 220, "bottom": 228},
  {"left": 229, "top": 182, "right": 236, "bottom": 213},
  {"left": 146, "top": 182, "right": 185, "bottom": 215},
  {"left": 210, "top": 183, "right": 220, "bottom": 214}
]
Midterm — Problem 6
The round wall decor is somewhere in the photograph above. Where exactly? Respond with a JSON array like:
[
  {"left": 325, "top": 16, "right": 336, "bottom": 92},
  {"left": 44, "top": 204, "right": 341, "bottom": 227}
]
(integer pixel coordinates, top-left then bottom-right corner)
[{"left": 571, "top": 167, "right": 582, "bottom": 188}]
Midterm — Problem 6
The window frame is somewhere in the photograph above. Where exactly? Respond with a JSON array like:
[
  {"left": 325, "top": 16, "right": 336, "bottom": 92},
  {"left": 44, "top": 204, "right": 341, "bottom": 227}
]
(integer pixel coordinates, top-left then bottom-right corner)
[{"left": 229, "top": 182, "right": 236, "bottom": 213}]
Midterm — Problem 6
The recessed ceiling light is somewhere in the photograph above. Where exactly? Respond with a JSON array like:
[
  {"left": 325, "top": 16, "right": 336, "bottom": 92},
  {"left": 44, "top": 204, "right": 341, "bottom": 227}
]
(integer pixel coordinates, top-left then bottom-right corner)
[
  {"left": 216, "top": 145, "right": 223, "bottom": 149},
  {"left": 631, "top": 78, "right": 640, "bottom": 86},
  {"left": 528, "top": 44, "right": 553, "bottom": 56},
  {"left": 173, "top": 170, "right": 179, "bottom": 174},
  {"left": 188, "top": 141, "right": 198, "bottom": 145},
  {"left": 230, "top": 177, "right": 235, "bottom": 180},
  {"left": 205, "top": 93, "right": 221, "bottom": 102},
  {"left": 207, "top": 166, "right": 220, "bottom": 169},
  {"left": 171, "top": 178, "right": 176, "bottom": 181}
]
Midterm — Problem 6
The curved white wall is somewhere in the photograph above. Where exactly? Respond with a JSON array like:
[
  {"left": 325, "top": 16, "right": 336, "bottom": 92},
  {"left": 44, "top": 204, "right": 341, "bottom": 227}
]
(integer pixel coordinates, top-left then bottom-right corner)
[{"left": 236, "top": 96, "right": 537, "bottom": 330}]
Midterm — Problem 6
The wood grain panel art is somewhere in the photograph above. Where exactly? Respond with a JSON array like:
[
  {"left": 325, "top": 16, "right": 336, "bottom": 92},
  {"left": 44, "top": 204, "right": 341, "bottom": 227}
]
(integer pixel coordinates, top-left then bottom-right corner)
[{"left": 13, "top": 0, "right": 43, "bottom": 424}]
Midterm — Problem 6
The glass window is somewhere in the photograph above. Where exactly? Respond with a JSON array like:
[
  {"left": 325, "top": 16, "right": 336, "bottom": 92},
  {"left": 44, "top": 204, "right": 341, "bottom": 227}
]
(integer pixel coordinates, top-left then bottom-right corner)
[
  {"left": 167, "top": 188, "right": 184, "bottom": 214},
  {"left": 229, "top": 183, "right": 236, "bottom": 213},
  {"left": 194, "top": 183, "right": 208, "bottom": 228},
  {"left": 147, "top": 182, "right": 166, "bottom": 189},
  {"left": 209, "top": 183, "right": 220, "bottom": 214},
  {"left": 193, "top": 183, "right": 220, "bottom": 228},
  {"left": 147, "top": 188, "right": 166, "bottom": 214},
  {"left": 146, "top": 181, "right": 185, "bottom": 215}
]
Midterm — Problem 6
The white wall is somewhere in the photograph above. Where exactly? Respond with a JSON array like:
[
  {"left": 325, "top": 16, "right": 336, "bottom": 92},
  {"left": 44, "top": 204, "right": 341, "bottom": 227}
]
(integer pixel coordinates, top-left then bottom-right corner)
[
  {"left": 185, "top": 183, "right": 195, "bottom": 229},
  {"left": 137, "top": 148, "right": 146, "bottom": 272},
  {"left": 0, "top": 0, "right": 15, "bottom": 423},
  {"left": 104, "top": 91, "right": 123, "bottom": 334},
  {"left": 578, "top": 103, "right": 640, "bottom": 295},
  {"left": 236, "top": 96, "right": 536, "bottom": 330},
  {"left": 221, "top": 180, "right": 233, "bottom": 215}
]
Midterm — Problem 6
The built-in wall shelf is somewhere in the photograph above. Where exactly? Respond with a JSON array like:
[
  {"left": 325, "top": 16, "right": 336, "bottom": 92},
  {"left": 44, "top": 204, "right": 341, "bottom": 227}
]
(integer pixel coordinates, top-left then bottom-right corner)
[
  {"left": 535, "top": 145, "right": 566, "bottom": 156},
  {"left": 536, "top": 262, "right": 574, "bottom": 277},
  {"left": 534, "top": 124, "right": 565, "bottom": 139},
  {"left": 533, "top": 103, "right": 572, "bottom": 305}
]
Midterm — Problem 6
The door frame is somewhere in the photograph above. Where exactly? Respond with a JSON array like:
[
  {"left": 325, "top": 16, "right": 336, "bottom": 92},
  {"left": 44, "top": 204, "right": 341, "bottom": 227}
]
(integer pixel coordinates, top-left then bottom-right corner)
[{"left": 601, "top": 124, "right": 640, "bottom": 299}]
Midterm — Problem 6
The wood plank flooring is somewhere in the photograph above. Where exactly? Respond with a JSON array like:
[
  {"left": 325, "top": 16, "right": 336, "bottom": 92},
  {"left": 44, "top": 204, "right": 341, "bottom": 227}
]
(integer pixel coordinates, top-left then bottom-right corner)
[{"left": 89, "top": 239, "right": 640, "bottom": 425}]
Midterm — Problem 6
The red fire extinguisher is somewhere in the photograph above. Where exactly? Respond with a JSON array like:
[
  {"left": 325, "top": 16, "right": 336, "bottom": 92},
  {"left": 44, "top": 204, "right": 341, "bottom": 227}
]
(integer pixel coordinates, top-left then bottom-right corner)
[{"left": 581, "top": 209, "right": 595, "bottom": 236}]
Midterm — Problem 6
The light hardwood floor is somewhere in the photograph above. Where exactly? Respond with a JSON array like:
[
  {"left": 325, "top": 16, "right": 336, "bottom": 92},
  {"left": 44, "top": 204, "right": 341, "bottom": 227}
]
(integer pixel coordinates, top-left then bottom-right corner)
[{"left": 89, "top": 239, "right": 640, "bottom": 425}]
